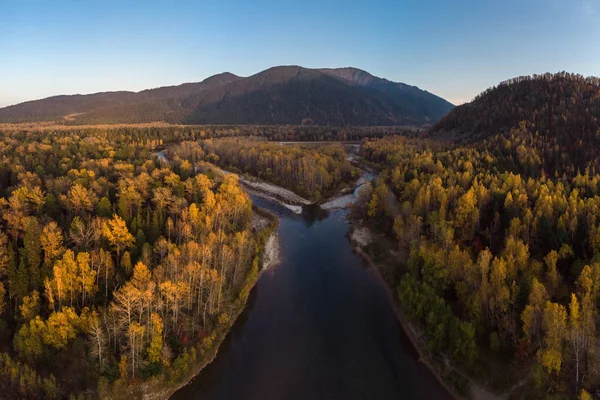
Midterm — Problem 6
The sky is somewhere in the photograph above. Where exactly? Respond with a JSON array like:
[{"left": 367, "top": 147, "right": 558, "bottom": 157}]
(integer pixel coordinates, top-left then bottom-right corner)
[{"left": 0, "top": 0, "right": 599, "bottom": 107}]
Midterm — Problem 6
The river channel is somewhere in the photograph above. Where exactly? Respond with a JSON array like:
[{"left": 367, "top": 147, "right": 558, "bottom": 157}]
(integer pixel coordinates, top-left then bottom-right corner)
[{"left": 171, "top": 190, "right": 451, "bottom": 400}]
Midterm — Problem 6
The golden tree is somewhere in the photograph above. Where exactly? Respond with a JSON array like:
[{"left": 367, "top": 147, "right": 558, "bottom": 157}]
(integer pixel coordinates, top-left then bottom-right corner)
[{"left": 102, "top": 214, "right": 135, "bottom": 266}]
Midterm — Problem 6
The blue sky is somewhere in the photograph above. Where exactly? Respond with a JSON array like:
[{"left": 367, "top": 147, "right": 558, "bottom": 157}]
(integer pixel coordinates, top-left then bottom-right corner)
[{"left": 0, "top": 0, "right": 599, "bottom": 107}]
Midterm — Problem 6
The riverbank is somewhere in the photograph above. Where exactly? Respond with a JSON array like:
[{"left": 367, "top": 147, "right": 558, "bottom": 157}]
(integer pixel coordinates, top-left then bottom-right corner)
[
  {"left": 347, "top": 226, "right": 463, "bottom": 400},
  {"left": 218, "top": 158, "right": 510, "bottom": 399},
  {"left": 103, "top": 208, "right": 279, "bottom": 400},
  {"left": 347, "top": 223, "right": 507, "bottom": 400},
  {"left": 153, "top": 146, "right": 456, "bottom": 399}
]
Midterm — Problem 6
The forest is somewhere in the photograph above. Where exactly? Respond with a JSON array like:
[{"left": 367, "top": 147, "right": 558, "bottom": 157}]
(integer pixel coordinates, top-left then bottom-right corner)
[
  {"left": 430, "top": 72, "right": 600, "bottom": 145},
  {"left": 184, "top": 138, "right": 360, "bottom": 200},
  {"left": 354, "top": 73, "right": 600, "bottom": 398},
  {"left": 0, "top": 123, "right": 411, "bottom": 143},
  {"left": 0, "top": 127, "right": 277, "bottom": 399},
  {"left": 1, "top": 73, "right": 599, "bottom": 399}
]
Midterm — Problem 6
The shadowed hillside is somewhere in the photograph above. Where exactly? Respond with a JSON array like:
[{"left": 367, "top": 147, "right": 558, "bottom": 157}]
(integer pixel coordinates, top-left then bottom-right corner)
[
  {"left": 429, "top": 72, "right": 600, "bottom": 143},
  {"left": 0, "top": 66, "right": 453, "bottom": 126}
]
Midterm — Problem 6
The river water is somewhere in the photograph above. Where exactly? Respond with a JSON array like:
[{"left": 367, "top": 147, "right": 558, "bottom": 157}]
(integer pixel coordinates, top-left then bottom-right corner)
[{"left": 171, "top": 192, "right": 451, "bottom": 400}]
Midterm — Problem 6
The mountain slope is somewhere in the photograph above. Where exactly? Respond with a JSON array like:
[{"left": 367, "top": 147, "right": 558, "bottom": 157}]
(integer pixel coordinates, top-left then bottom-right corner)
[
  {"left": 429, "top": 72, "right": 600, "bottom": 143},
  {"left": 0, "top": 66, "right": 453, "bottom": 126}
]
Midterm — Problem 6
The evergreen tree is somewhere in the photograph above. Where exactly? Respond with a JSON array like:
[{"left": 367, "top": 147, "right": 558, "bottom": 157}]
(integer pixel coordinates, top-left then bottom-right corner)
[
  {"left": 15, "top": 252, "right": 29, "bottom": 304},
  {"left": 24, "top": 218, "right": 42, "bottom": 290},
  {"left": 120, "top": 251, "right": 132, "bottom": 276},
  {"left": 136, "top": 229, "right": 146, "bottom": 256},
  {"left": 96, "top": 197, "right": 112, "bottom": 218}
]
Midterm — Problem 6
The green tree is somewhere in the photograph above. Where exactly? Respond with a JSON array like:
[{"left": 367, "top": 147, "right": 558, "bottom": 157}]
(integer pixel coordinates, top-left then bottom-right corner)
[
  {"left": 96, "top": 196, "right": 112, "bottom": 218},
  {"left": 544, "top": 250, "right": 560, "bottom": 294},
  {"left": 121, "top": 251, "right": 132, "bottom": 275},
  {"left": 0, "top": 282, "right": 5, "bottom": 315},
  {"left": 14, "top": 254, "right": 30, "bottom": 304},
  {"left": 24, "top": 217, "right": 42, "bottom": 290}
]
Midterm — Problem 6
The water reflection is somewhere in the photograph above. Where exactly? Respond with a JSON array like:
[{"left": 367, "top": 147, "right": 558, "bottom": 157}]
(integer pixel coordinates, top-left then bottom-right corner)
[{"left": 300, "top": 204, "right": 329, "bottom": 226}]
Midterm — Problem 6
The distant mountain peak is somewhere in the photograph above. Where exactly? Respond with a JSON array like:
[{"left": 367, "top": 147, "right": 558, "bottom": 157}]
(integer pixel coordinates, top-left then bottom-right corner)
[
  {"left": 0, "top": 65, "right": 454, "bottom": 126},
  {"left": 201, "top": 72, "right": 240, "bottom": 85},
  {"left": 319, "top": 67, "right": 376, "bottom": 86}
]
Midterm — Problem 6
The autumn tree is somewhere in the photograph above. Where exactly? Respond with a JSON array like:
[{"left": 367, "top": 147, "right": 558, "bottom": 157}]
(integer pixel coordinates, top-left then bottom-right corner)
[
  {"left": 148, "top": 312, "right": 164, "bottom": 365},
  {"left": 539, "top": 301, "right": 567, "bottom": 375},
  {"left": 102, "top": 215, "right": 135, "bottom": 266},
  {"left": 454, "top": 189, "right": 479, "bottom": 241},
  {"left": 66, "top": 184, "right": 97, "bottom": 216},
  {"left": 40, "top": 222, "right": 65, "bottom": 268}
]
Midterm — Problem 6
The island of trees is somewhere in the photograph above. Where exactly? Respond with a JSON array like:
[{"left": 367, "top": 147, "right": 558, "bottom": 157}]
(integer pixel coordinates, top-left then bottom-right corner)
[{"left": 181, "top": 138, "right": 360, "bottom": 200}]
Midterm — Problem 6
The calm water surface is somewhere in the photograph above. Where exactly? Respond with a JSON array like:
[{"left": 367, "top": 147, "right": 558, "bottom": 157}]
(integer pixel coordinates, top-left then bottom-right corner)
[{"left": 171, "top": 195, "right": 451, "bottom": 400}]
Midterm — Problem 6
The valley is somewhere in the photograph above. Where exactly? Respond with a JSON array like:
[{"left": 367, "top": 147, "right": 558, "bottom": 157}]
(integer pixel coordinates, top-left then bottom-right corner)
[
  {"left": 3, "top": 1, "right": 598, "bottom": 398},
  {"left": 0, "top": 73, "right": 600, "bottom": 400},
  {"left": 171, "top": 168, "right": 452, "bottom": 400}
]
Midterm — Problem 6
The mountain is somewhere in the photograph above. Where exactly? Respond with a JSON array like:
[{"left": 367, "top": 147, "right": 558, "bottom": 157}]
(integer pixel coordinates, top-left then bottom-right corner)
[
  {"left": 0, "top": 66, "right": 454, "bottom": 126},
  {"left": 429, "top": 72, "right": 600, "bottom": 143}
]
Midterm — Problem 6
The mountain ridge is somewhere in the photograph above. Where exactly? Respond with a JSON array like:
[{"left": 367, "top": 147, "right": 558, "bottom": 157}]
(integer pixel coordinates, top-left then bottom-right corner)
[{"left": 0, "top": 66, "right": 454, "bottom": 126}]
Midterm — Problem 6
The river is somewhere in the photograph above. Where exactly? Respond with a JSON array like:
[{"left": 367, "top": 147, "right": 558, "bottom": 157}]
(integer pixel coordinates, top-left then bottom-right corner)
[{"left": 171, "top": 191, "right": 452, "bottom": 400}]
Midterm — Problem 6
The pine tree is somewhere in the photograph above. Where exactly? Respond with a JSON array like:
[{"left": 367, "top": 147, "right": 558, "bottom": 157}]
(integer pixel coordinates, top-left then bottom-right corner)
[
  {"left": 149, "top": 211, "right": 160, "bottom": 243},
  {"left": 0, "top": 282, "right": 6, "bottom": 315},
  {"left": 24, "top": 218, "right": 42, "bottom": 290},
  {"left": 121, "top": 252, "right": 132, "bottom": 276},
  {"left": 6, "top": 245, "right": 17, "bottom": 304},
  {"left": 15, "top": 253, "right": 30, "bottom": 304},
  {"left": 136, "top": 229, "right": 146, "bottom": 256},
  {"left": 96, "top": 197, "right": 112, "bottom": 218},
  {"left": 131, "top": 217, "right": 138, "bottom": 236}
]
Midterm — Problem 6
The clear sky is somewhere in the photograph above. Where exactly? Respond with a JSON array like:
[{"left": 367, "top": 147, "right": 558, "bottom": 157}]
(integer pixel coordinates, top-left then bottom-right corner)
[{"left": 1, "top": 0, "right": 599, "bottom": 107}]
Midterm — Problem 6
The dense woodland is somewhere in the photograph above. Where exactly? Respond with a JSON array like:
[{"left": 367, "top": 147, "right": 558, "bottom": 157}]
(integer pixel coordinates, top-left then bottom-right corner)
[
  {"left": 356, "top": 74, "right": 600, "bottom": 398},
  {"left": 431, "top": 72, "right": 600, "bottom": 145},
  {"left": 0, "top": 124, "right": 410, "bottom": 143},
  {"left": 2, "top": 72, "right": 600, "bottom": 399},
  {"left": 185, "top": 138, "right": 360, "bottom": 200},
  {"left": 0, "top": 127, "right": 276, "bottom": 399}
]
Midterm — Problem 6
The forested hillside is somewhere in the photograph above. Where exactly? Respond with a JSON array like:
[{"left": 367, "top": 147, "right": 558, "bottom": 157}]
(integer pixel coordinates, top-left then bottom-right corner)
[
  {"left": 357, "top": 84, "right": 600, "bottom": 397},
  {"left": 0, "top": 66, "right": 453, "bottom": 126},
  {"left": 430, "top": 72, "right": 600, "bottom": 144},
  {"left": 0, "top": 127, "right": 275, "bottom": 399}
]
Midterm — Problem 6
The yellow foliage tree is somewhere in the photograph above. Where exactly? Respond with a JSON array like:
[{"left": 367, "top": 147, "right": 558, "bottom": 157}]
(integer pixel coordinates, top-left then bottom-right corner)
[
  {"left": 539, "top": 301, "right": 567, "bottom": 375},
  {"left": 40, "top": 222, "right": 65, "bottom": 266},
  {"left": 19, "top": 290, "right": 40, "bottom": 322},
  {"left": 102, "top": 214, "right": 135, "bottom": 265},
  {"left": 147, "top": 313, "right": 164, "bottom": 365}
]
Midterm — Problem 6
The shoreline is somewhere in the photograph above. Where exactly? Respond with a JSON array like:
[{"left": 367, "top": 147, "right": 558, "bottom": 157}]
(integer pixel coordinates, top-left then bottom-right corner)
[
  {"left": 137, "top": 210, "right": 279, "bottom": 400},
  {"left": 348, "top": 224, "right": 505, "bottom": 400},
  {"left": 347, "top": 227, "right": 462, "bottom": 400},
  {"left": 148, "top": 157, "right": 462, "bottom": 400},
  {"left": 233, "top": 165, "right": 464, "bottom": 398}
]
